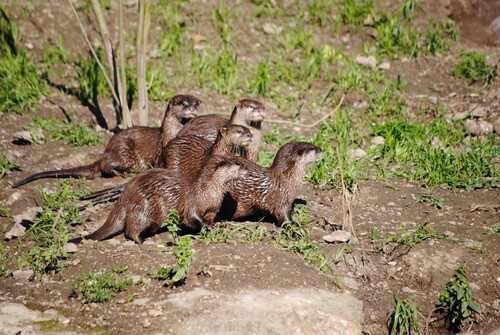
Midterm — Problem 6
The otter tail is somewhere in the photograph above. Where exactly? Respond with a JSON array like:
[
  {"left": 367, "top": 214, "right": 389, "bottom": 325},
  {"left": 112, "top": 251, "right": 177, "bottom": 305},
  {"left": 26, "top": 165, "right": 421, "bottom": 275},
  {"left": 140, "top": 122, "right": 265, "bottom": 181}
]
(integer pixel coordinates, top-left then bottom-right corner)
[
  {"left": 84, "top": 207, "right": 126, "bottom": 241},
  {"left": 78, "top": 192, "right": 122, "bottom": 211},
  {"left": 13, "top": 161, "right": 102, "bottom": 188},
  {"left": 80, "top": 184, "right": 126, "bottom": 200}
]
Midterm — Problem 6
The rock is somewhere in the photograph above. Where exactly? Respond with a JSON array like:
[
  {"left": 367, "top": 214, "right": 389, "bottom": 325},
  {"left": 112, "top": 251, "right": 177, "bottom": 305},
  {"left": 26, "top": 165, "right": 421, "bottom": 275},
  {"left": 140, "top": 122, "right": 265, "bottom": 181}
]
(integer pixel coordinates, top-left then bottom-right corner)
[
  {"left": 262, "top": 23, "right": 282, "bottom": 35},
  {"left": 148, "top": 309, "right": 162, "bottom": 318},
  {"left": 477, "top": 121, "right": 493, "bottom": 135},
  {"left": 141, "top": 318, "right": 151, "bottom": 328},
  {"left": 493, "top": 118, "right": 500, "bottom": 134},
  {"left": 355, "top": 55, "right": 377, "bottom": 68},
  {"left": 6, "top": 191, "right": 22, "bottom": 205},
  {"left": 471, "top": 106, "right": 487, "bottom": 118},
  {"left": 351, "top": 148, "right": 366, "bottom": 159},
  {"left": 464, "top": 119, "right": 481, "bottom": 136},
  {"left": 132, "top": 298, "right": 151, "bottom": 306},
  {"left": 370, "top": 136, "right": 385, "bottom": 146},
  {"left": 378, "top": 62, "right": 391, "bottom": 70},
  {"left": 0, "top": 302, "right": 65, "bottom": 334},
  {"left": 469, "top": 282, "right": 481, "bottom": 291},
  {"left": 444, "top": 231, "right": 455, "bottom": 238},
  {"left": 323, "top": 231, "right": 352, "bottom": 243},
  {"left": 402, "top": 287, "right": 418, "bottom": 294},
  {"left": 168, "top": 288, "right": 362, "bottom": 335},
  {"left": 387, "top": 202, "right": 396, "bottom": 207},
  {"left": 4, "top": 223, "right": 26, "bottom": 240},
  {"left": 452, "top": 111, "right": 469, "bottom": 120},
  {"left": 353, "top": 101, "right": 368, "bottom": 109},
  {"left": 62, "top": 243, "right": 78, "bottom": 254},
  {"left": 12, "top": 270, "right": 34, "bottom": 281}
]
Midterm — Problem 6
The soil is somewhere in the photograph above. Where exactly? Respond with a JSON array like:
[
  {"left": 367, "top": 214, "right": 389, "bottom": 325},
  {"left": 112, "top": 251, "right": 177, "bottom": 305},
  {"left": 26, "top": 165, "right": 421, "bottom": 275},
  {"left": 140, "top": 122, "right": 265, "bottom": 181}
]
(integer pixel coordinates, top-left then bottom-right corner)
[{"left": 0, "top": 0, "right": 499, "bottom": 334}]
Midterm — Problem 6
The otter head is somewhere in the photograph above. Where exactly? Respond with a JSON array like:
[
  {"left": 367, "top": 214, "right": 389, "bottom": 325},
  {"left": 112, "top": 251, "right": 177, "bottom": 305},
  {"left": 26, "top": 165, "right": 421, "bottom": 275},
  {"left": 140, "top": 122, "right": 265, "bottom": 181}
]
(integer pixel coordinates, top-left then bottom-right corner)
[
  {"left": 230, "top": 99, "right": 266, "bottom": 129},
  {"left": 272, "top": 142, "right": 323, "bottom": 175},
  {"left": 166, "top": 94, "right": 201, "bottom": 123},
  {"left": 219, "top": 125, "right": 253, "bottom": 148}
]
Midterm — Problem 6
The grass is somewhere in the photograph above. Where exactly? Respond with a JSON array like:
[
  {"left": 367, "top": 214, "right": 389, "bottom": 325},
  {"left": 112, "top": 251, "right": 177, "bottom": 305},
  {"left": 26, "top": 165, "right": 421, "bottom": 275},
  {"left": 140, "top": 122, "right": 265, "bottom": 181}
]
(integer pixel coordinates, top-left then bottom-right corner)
[
  {"left": 148, "top": 235, "right": 194, "bottom": 286},
  {"left": 0, "top": 13, "right": 47, "bottom": 114},
  {"left": 416, "top": 194, "right": 444, "bottom": 209},
  {"left": 436, "top": 265, "right": 481, "bottom": 332},
  {"left": 372, "top": 222, "right": 441, "bottom": 254},
  {"left": 0, "top": 152, "right": 20, "bottom": 179},
  {"left": 453, "top": 52, "right": 497, "bottom": 85},
  {"left": 0, "top": 243, "right": 8, "bottom": 277},
  {"left": 492, "top": 223, "right": 500, "bottom": 234},
  {"left": 24, "top": 179, "right": 93, "bottom": 280},
  {"left": 160, "top": 209, "right": 181, "bottom": 241},
  {"left": 28, "top": 116, "right": 103, "bottom": 147},
  {"left": 72, "top": 266, "right": 134, "bottom": 303},
  {"left": 387, "top": 296, "right": 421, "bottom": 335}
]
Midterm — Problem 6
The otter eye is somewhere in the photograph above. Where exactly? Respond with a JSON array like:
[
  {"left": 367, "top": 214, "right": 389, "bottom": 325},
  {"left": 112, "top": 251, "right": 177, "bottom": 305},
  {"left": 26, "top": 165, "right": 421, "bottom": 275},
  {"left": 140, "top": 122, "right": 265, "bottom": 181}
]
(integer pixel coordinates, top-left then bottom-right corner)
[{"left": 237, "top": 129, "right": 242, "bottom": 134}]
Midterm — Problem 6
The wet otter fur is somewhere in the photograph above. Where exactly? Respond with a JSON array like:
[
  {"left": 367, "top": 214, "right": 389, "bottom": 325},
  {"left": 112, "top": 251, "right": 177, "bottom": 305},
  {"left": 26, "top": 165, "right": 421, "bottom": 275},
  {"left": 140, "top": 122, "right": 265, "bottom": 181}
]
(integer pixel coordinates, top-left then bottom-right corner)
[
  {"left": 217, "top": 142, "right": 322, "bottom": 224},
  {"left": 80, "top": 155, "right": 248, "bottom": 244},
  {"left": 176, "top": 99, "right": 265, "bottom": 162},
  {"left": 13, "top": 94, "right": 201, "bottom": 188}
]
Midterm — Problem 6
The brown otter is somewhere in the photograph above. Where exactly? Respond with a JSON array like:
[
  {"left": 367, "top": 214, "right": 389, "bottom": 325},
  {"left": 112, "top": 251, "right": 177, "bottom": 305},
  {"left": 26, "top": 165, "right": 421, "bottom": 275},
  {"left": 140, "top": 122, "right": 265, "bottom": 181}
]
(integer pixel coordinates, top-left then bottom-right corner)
[
  {"left": 81, "top": 155, "right": 248, "bottom": 244},
  {"left": 176, "top": 99, "right": 265, "bottom": 162},
  {"left": 13, "top": 94, "right": 201, "bottom": 188},
  {"left": 78, "top": 125, "right": 253, "bottom": 208},
  {"left": 217, "top": 142, "right": 322, "bottom": 224}
]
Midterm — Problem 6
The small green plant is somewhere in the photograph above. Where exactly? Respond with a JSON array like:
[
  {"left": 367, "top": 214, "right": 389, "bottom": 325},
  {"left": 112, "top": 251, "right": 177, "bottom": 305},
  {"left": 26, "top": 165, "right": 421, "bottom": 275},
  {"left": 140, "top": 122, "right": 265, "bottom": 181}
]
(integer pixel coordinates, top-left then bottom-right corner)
[
  {"left": 308, "top": 0, "right": 335, "bottom": 26},
  {"left": 213, "top": 4, "right": 231, "bottom": 44},
  {"left": 387, "top": 296, "right": 421, "bottom": 335},
  {"left": 436, "top": 265, "right": 481, "bottom": 332},
  {"left": 72, "top": 266, "right": 134, "bottom": 303},
  {"left": 341, "top": 0, "right": 374, "bottom": 26},
  {"left": 213, "top": 47, "right": 238, "bottom": 94},
  {"left": 376, "top": 222, "right": 441, "bottom": 254},
  {"left": 249, "top": 61, "right": 272, "bottom": 96},
  {"left": 148, "top": 236, "right": 194, "bottom": 286},
  {"left": 424, "top": 20, "right": 459, "bottom": 55},
  {"left": 198, "top": 225, "right": 242, "bottom": 244},
  {"left": 0, "top": 152, "right": 20, "bottom": 179},
  {"left": 0, "top": 243, "right": 8, "bottom": 277},
  {"left": 28, "top": 116, "right": 103, "bottom": 147},
  {"left": 375, "top": 17, "right": 421, "bottom": 58},
  {"left": 416, "top": 194, "right": 444, "bottom": 209},
  {"left": 291, "top": 204, "right": 313, "bottom": 224},
  {"left": 492, "top": 223, "right": 500, "bottom": 234},
  {"left": 399, "top": 0, "right": 419, "bottom": 20},
  {"left": 76, "top": 52, "right": 110, "bottom": 102},
  {"left": 160, "top": 209, "right": 180, "bottom": 241},
  {"left": 453, "top": 52, "right": 497, "bottom": 85}
]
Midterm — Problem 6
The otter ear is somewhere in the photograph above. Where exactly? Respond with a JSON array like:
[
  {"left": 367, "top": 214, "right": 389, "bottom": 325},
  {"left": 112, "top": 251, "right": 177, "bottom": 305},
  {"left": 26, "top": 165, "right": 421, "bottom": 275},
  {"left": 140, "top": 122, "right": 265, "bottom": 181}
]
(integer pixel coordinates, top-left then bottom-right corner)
[{"left": 220, "top": 126, "right": 228, "bottom": 135}]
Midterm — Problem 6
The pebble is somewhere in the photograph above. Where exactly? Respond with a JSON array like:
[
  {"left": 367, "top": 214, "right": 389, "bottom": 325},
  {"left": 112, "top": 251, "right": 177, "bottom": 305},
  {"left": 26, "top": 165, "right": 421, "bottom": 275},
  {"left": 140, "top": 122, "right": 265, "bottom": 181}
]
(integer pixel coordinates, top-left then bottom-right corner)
[
  {"left": 323, "top": 231, "right": 352, "bottom": 243},
  {"left": 355, "top": 55, "right": 377, "bottom": 68},
  {"left": 370, "top": 136, "right": 385, "bottom": 146},
  {"left": 471, "top": 106, "right": 487, "bottom": 118},
  {"left": 452, "top": 111, "right": 468, "bottom": 120},
  {"left": 477, "top": 121, "right": 493, "bottom": 135},
  {"left": 62, "top": 243, "right": 78, "bottom": 254},
  {"left": 148, "top": 309, "right": 163, "bottom": 317},
  {"left": 378, "top": 62, "right": 390, "bottom": 70},
  {"left": 402, "top": 287, "right": 418, "bottom": 294},
  {"left": 444, "top": 231, "right": 455, "bottom": 238},
  {"left": 142, "top": 318, "right": 151, "bottom": 328},
  {"left": 12, "top": 270, "right": 34, "bottom": 281},
  {"left": 387, "top": 202, "right": 396, "bottom": 207},
  {"left": 132, "top": 298, "right": 151, "bottom": 306},
  {"left": 4, "top": 223, "right": 26, "bottom": 240},
  {"left": 351, "top": 148, "right": 366, "bottom": 159},
  {"left": 464, "top": 119, "right": 481, "bottom": 136},
  {"left": 262, "top": 23, "right": 283, "bottom": 35}
]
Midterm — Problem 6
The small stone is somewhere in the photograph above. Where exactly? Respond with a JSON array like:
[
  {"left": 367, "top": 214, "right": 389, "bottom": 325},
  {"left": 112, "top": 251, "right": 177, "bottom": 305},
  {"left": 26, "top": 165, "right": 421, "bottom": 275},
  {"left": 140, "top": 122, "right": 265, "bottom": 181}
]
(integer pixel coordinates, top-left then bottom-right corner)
[
  {"left": 13, "top": 131, "right": 34, "bottom": 144},
  {"left": 262, "top": 23, "right": 282, "bottom": 35},
  {"left": 351, "top": 148, "right": 366, "bottom": 159},
  {"left": 363, "top": 15, "right": 374, "bottom": 26},
  {"left": 142, "top": 318, "right": 151, "bottom": 328},
  {"left": 452, "top": 112, "right": 469, "bottom": 120},
  {"left": 7, "top": 192, "right": 21, "bottom": 205},
  {"left": 62, "top": 243, "right": 78, "bottom": 254},
  {"left": 370, "top": 136, "right": 385, "bottom": 146},
  {"left": 323, "top": 230, "right": 352, "bottom": 243},
  {"left": 132, "top": 298, "right": 151, "bottom": 306},
  {"left": 444, "top": 231, "right": 455, "bottom": 238},
  {"left": 471, "top": 106, "right": 487, "bottom": 118},
  {"left": 12, "top": 269, "right": 34, "bottom": 281},
  {"left": 402, "top": 287, "right": 418, "bottom": 294},
  {"left": 378, "top": 62, "right": 391, "bottom": 70},
  {"left": 477, "top": 121, "right": 493, "bottom": 135},
  {"left": 469, "top": 282, "right": 481, "bottom": 291},
  {"left": 5, "top": 223, "right": 26, "bottom": 240},
  {"left": 464, "top": 119, "right": 481, "bottom": 136},
  {"left": 388, "top": 261, "right": 397, "bottom": 266},
  {"left": 355, "top": 55, "right": 377, "bottom": 68},
  {"left": 26, "top": 42, "right": 34, "bottom": 49},
  {"left": 449, "top": 92, "right": 457, "bottom": 97},
  {"left": 387, "top": 202, "right": 396, "bottom": 207},
  {"left": 148, "top": 309, "right": 163, "bottom": 317},
  {"left": 62, "top": 319, "right": 70, "bottom": 324},
  {"left": 429, "top": 96, "right": 438, "bottom": 104},
  {"left": 353, "top": 101, "right": 368, "bottom": 109}
]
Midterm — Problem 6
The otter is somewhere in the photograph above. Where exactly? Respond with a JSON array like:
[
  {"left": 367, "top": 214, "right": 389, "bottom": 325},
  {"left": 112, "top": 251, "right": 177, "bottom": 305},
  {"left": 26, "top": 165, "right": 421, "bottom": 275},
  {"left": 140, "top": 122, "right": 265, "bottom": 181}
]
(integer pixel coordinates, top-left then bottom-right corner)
[
  {"left": 217, "top": 142, "right": 322, "bottom": 224},
  {"left": 80, "top": 155, "right": 248, "bottom": 244},
  {"left": 78, "top": 125, "right": 253, "bottom": 208},
  {"left": 13, "top": 94, "right": 201, "bottom": 187},
  {"left": 176, "top": 99, "right": 265, "bottom": 162}
]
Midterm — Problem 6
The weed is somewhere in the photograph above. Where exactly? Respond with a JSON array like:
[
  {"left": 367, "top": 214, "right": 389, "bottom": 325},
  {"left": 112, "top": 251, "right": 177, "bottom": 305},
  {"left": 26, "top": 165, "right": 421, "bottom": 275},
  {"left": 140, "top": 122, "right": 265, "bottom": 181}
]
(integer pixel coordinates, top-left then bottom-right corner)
[
  {"left": 28, "top": 116, "right": 103, "bottom": 147},
  {"left": 416, "top": 194, "right": 444, "bottom": 209},
  {"left": 308, "top": 0, "right": 335, "bottom": 26},
  {"left": 160, "top": 209, "right": 181, "bottom": 241},
  {"left": 198, "top": 225, "right": 242, "bottom": 244},
  {"left": 213, "top": 47, "right": 238, "bottom": 94},
  {"left": 0, "top": 152, "right": 20, "bottom": 179},
  {"left": 76, "top": 51, "right": 110, "bottom": 102},
  {"left": 467, "top": 244, "right": 485, "bottom": 254},
  {"left": 341, "top": 0, "right": 374, "bottom": 26},
  {"left": 399, "top": 0, "right": 419, "bottom": 20},
  {"left": 273, "top": 221, "right": 332, "bottom": 274},
  {"left": 244, "top": 225, "right": 268, "bottom": 244},
  {"left": 72, "top": 266, "right": 134, "bottom": 303},
  {"left": 376, "top": 222, "right": 441, "bottom": 254},
  {"left": 249, "top": 61, "right": 272, "bottom": 96},
  {"left": 424, "top": 20, "right": 459, "bottom": 55},
  {"left": 453, "top": 52, "right": 497, "bottom": 85},
  {"left": 213, "top": 3, "right": 231, "bottom": 44},
  {"left": 492, "top": 223, "right": 500, "bottom": 234},
  {"left": 148, "top": 236, "right": 194, "bottom": 286},
  {"left": 387, "top": 296, "right": 421, "bottom": 335},
  {"left": 375, "top": 17, "right": 421, "bottom": 58},
  {"left": 334, "top": 245, "right": 353, "bottom": 265},
  {"left": 291, "top": 204, "right": 313, "bottom": 224},
  {"left": 158, "top": 1, "right": 185, "bottom": 57},
  {"left": 42, "top": 36, "right": 69, "bottom": 67},
  {"left": 436, "top": 265, "right": 481, "bottom": 332},
  {"left": 0, "top": 243, "right": 8, "bottom": 277}
]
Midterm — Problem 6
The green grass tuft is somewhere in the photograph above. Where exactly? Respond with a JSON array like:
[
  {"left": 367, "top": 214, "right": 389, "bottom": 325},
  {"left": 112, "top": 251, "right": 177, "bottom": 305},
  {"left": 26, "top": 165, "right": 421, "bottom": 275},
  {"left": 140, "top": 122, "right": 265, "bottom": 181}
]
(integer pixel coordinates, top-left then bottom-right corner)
[
  {"left": 453, "top": 52, "right": 497, "bottom": 85},
  {"left": 29, "top": 116, "right": 103, "bottom": 147},
  {"left": 387, "top": 296, "right": 421, "bottom": 335},
  {"left": 0, "top": 152, "right": 20, "bottom": 179},
  {"left": 72, "top": 267, "right": 134, "bottom": 303}
]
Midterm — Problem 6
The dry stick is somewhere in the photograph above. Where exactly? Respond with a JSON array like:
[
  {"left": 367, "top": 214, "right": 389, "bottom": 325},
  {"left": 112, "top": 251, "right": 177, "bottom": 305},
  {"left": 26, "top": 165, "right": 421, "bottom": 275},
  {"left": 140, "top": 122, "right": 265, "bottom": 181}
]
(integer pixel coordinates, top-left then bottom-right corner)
[
  {"left": 118, "top": 0, "right": 132, "bottom": 127},
  {"left": 136, "top": 0, "right": 150, "bottom": 126},
  {"left": 67, "top": 0, "right": 120, "bottom": 108},
  {"left": 335, "top": 141, "right": 356, "bottom": 237}
]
